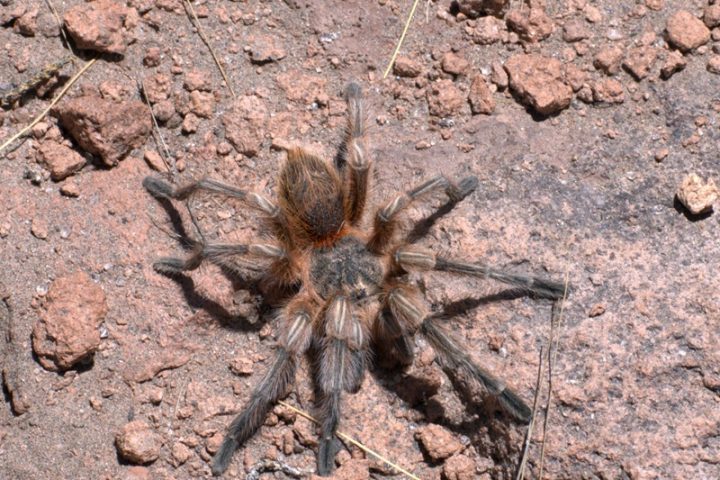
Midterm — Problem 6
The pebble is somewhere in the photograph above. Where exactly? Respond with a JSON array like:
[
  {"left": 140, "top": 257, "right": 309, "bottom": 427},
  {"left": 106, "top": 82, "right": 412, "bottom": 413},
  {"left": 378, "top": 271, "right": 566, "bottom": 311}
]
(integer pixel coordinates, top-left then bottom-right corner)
[
  {"left": 443, "top": 454, "right": 477, "bottom": 480},
  {"left": 115, "top": 420, "right": 163, "bottom": 464},
  {"left": 426, "top": 79, "right": 464, "bottom": 117},
  {"left": 666, "top": 10, "right": 710, "bottom": 52},
  {"left": 415, "top": 424, "right": 463, "bottom": 461},
  {"left": 63, "top": 0, "right": 137, "bottom": 54},
  {"left": 468, "top": 74, "right": 495, "bottom": 114},
  {"left": 504, "top": 54, "right": 573, "bottom": 115},
  {"left": 35, "top": 141, "right": 86, "bottom": 181},
  {"left": 676, "top": 173, "right": 718, "bottom": 215}
]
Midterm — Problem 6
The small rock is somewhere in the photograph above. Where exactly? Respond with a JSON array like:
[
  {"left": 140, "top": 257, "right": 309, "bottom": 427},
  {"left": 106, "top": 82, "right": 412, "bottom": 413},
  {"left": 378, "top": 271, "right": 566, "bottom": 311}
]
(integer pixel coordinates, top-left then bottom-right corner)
[
  {"left": 588, "top": 304, "right": 606, "bottom": 317},
  {"left": 443, "top": 454, "right": 476, "bottom": 480},
  {"left": 14, "top": 7, "right": 38, "bottom": 36},
  {"left": 504, "top": 54, "right": 573, "bottom": 115},
  {"left": 123, "top": 347, "right": 191, "bottom": 383},
  {"left": 124, "top": 466, "right": 151, "bottom": 480},
  {"left": 468, "top": 75, "right": 495, "bottom": 114},
  {"left": 171, "top": 442, "right": 192, "bottom": 466},
  {"left": 32, "top": 272, "right": 108, "bottom": 371},
  {"left": 143, "top": 73, "right": 172, "bottom": 103},
  {"left": 181, "top": 112, "right": 200, "bottom": 134},
  {"left": 645, "top": 0, "right": 663, "bottom": 12},
  {"left": 189, "top": 90, "right": 215, "bottom": 118},
  {"left": 143, "top": 150, "right": 166, "bottom": 172},
  {"left": 393, "top": 56, "right": 423, "bottom": 78},
  {"left": 60, "top": 181, "right": 81, "bottom": 198},
  {"left": 183, "top": 69, "right": 212, "bottom": 91},
  {"left": 53, "top": 93, "right": 151, "bottom": 167},
  {"left": 441, "top": 52, "right": 470, "bottom": 76},
  {"left": 36, "top": 141, "right": 86, "bottom": 181},
  {"left": 64, "top": 0, "right": 137, "bottom": 54},
  {"left": 707, "top": 55, "right": 720, "bottom": 74},
  {"left": 489, "top": 61, "right": 508, "bottom": 89},
  {"left": 584, "top": 5, "right": 603, "bottom": 23},
  {"left": 704, "top": 5, "right": 720, "bottom": 28},
  {"left": 456, "top": 0, "right": 510, "bottom": 18},
  {"left": 676, "top": 173, "right": 718, "bottom": 215},
  {"left": 666, "top": 11, "right": 710, "bottom": 52},
  {"left": 415, "top": 140, "right": 432, "bottom": 150},
  {"left": 506, "top": 7, "right": 554, "bottom": 43},
  {"left": 229, "top": 355, "right": 254, "bottom": 376},
  {"left": 654, "top": 148, "right": 669, "bottom": 162},
  {"left": 564, "top": 63, "right": 588, "bottom": 92},
  {"left": 592, "top": 79, "right": 625, "bottom": 104},
  {"left": 562, "top": 20, "right": 591, "bottom": 42},
  {"left": 115, "top": 420, "right": 163, "bottom": 464},
  {"left": 622, "top": 46, "right": 657, "bottom": 80},
  {"left": 426, "top": 79, "right": 465, "bottom": 118},
  {"left": 30, "top": 217, "right": 49, "bottom": 240},
  {"left": 415, "top": 424, "right": 463, "bottom": 462},
  {"left": 222, "top": 95, "right": 268, "bottom": 157},
  {"left": 466, "top": 16, "right": 505, "bottom": 45},
  {"left": 660, "top": 50, "right": 687, "bottom": 79},
  {"left": 143, "top": 47, "right": 162, "bottom": 67},
  {"left": 247, "top": 34, "right": 286, "bottom": 64},
  {"left": 152, "top": 100, "right": 175, "bottom": 123}
]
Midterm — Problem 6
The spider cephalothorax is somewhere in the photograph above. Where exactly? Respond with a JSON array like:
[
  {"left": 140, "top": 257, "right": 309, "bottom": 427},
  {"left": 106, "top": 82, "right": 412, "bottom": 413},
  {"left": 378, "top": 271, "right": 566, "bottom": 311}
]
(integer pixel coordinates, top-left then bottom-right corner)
[{"left": 144, "top": 83, "right": 565, "bottom": 476}]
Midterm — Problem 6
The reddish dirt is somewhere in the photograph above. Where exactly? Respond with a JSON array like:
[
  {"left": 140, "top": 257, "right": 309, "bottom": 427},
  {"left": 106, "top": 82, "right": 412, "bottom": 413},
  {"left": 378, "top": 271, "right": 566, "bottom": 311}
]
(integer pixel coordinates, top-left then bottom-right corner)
[{"left": 1, "top": 1, "right": 719, "bottom": 479}]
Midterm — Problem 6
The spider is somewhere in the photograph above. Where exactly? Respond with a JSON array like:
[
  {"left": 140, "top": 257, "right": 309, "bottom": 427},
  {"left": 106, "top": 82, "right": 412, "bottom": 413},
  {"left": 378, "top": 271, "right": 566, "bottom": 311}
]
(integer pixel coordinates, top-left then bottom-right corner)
[{"left": 143, "top": 83, "right": 566, "bottom": 477}]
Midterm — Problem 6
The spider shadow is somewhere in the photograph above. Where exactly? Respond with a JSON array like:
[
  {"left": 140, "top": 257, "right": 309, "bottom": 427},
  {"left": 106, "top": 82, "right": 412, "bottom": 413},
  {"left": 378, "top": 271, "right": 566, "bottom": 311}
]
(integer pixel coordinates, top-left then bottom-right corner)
[
  {"left": 371, "top": 288, "right": 540, "bottom": 464},
  {"left": 148, "top": 197, "right": 275, "bottom": 333}
]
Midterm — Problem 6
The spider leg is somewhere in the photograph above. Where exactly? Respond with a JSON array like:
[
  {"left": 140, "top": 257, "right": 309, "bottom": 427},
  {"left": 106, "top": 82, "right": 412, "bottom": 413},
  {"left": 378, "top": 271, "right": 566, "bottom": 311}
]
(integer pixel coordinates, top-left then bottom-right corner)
[
  {"left": 395, "top": 245, "right": 567, "bottom": 299},
  {"left": 211, "top": 305, "right": 313, "bottom": 476},
  {"left": 372, "top": 283, "right": 425, "bottom": 367},
  {"left": 367, "top": 175, "right": 478, "bottom": 253},
  {"left": 385, "top": 285, "right": 532, "bottom": 423},
  {"left": 153, "top": 241, "right": 286, "bottom": 275},
  {"left": 144, "top": 176, "right": 293, "bottom": 246},
  {"left": 317, "top": 296, "right": 367, "bottom": 475},
  {"left": 340, "top": 82, "right": 371, "bottom": 225}
]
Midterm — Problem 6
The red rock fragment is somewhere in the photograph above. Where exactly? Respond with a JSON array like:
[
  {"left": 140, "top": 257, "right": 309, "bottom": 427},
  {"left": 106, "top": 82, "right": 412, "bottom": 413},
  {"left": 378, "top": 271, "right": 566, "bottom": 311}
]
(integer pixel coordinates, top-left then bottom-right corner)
[
  {"left": 504, "top": 54, "right": 573, "bottom": 115},
  {"left": 592, "top": 79, "right": 624, "bottom": 104},
  {"left": 660, "top": 51, "right": 687, "bottom": 79},
  {"left": 441, "top": 52, "right": 470, "bottom": 76},
  {"left": 622, "top": 46, "right": 657, "bottom": 80},
  {"left": 666, "top": 11, "right": 710, "bottom": 52},
  {"left": 222, "top": 95, "right": 268, "bottom": 157},
  {"left": 14, "top": 7, "right": 39, "bottom": 36},
  {"left": 36, "top": 141, "right": 86, "bottom": 181},
  {"left": 443, "top": 454, "right": 476, "bottom": 480},
  {"left": 277, "top": 70, "right": 327, "bottom": 105},
  {"left": 506, "top": 7, "right": 554, "bottom": 43},
  {"left": 465, "top": 16, "right": 505, "bottom": 45},
  {"left": 562, "top": 20, "right": 591, "bottom": 42},
  {"left": 246, "top": 34, "right": 286, "bottom": 64},
  {"left": 456, "top": 0, "right": 510, "bottom": 18},
  {"left": 123, "top": 347, "right": 192, "bottom": 383},
  {"left": 594, "top": 46, "right": 624, "bottom": 75},
  {"left": 115, "top": 420, "right": 162, "bottom": 464},
  {"left": 426, "top": 79, "right": 464, "bottom": 117},
  {"left": 704, "top": 5, "right": 720, "bottom": 29},
  {"left": 468, "top": 75, "right": 495, "bottom": 115},
  {"left": 63, "top": 0, "right": 137, "bottom": 54},
  {"left": 707, "top": 55, "right": 720, "bottom": 75},
  {"left": 53, "top": 93, "right": 151, "bottom": 167},
  {"left": 676, "top": 173, "right": 718, "bottom": 215},
  {"left": 393, "top": 56, "right": 423, "bottom": 78},
  {"left": 415, "top": 424, "right": 463, "bottom": 461},
  {"left": 32, "top": 272, "right": 108, "bottom": 371}
]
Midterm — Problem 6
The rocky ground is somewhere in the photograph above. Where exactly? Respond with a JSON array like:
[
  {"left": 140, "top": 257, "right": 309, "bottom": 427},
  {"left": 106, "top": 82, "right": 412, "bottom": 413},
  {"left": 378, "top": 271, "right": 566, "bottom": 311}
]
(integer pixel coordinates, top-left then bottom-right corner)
[{"left": 1, "top": 0, "right": 719, "bottom": 479}]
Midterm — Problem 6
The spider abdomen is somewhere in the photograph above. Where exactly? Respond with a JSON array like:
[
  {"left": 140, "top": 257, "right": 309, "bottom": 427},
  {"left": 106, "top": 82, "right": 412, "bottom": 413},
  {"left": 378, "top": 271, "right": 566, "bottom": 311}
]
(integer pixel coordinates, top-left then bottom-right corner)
[{"left": 309, "top": 236, "right": 383, "bottom": 300}]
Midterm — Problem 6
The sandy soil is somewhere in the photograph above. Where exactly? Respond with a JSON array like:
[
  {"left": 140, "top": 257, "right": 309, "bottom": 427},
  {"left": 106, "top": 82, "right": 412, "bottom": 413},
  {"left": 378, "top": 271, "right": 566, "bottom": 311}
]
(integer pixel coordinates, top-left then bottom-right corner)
[{"left": 1, "top": 1, "right": 719, "bottom": 479}]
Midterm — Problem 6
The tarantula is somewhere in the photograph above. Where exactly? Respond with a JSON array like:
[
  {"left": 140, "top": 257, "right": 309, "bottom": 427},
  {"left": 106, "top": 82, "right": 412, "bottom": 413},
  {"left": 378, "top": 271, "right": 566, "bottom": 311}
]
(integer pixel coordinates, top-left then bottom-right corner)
[{"left": 144, "top": 83, "right": 565, "bottom": 476}]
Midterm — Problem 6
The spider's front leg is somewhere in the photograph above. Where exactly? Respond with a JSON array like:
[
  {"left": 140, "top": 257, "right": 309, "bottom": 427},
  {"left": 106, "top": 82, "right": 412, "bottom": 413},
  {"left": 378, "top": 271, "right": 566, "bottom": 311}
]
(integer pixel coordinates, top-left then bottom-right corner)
[
  {"left": 367, "top": 174, "right": 478, "bottom": 253},
  {"left": 317, "top": 296, "right": 367, "bottom": 475},
  {"left": 211, "top": 302, "right": 313, "bottom": 476},
  {"left": 339, "top": 82, "right": 371, "bottom": 225}
]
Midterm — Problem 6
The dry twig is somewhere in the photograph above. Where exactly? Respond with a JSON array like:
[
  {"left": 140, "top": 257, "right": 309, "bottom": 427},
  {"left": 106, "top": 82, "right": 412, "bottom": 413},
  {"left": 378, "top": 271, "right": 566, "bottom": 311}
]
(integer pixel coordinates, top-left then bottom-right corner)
[
  {"left": 0, "top": 56, "right": 97, "bottom": 156},
  {"left": 182, "top": 0, "right": 236, "bottom": 98},
  {"left": 383, "top": 0, "right": 421, "bottom": 79}
]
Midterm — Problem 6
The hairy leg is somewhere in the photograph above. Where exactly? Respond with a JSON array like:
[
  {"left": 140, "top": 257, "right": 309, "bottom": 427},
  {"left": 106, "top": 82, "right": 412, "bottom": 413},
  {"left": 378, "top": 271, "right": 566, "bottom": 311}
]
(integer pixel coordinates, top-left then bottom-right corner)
[
  {"left": 394, "top": 245, "right": 567, "bottom": 299},
  {"left": 211, "top": 305, "right": 313, "bottom": 475},
  {"left": 340, "top": 82, "right": 371, "bottom": 225},
  {"left": 383, "top": 284, "right": 533, "bottom": 423},
  {"left": 367, "top": 175, "right": 478, "bottom": 254},
  {"left": 316, "top": 296, "right": 367, "bottom": 475}
]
